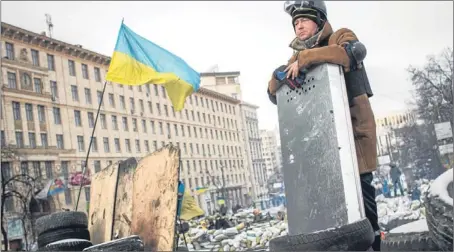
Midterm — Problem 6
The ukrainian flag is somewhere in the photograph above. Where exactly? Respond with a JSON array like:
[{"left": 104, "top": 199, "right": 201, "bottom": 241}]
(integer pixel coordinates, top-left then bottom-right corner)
[
  {"left": 106, "top": 21, "right": 200, "bottom": 111},
  {"left": 195, "top": 186, "right": 208, "bottom": 195}
]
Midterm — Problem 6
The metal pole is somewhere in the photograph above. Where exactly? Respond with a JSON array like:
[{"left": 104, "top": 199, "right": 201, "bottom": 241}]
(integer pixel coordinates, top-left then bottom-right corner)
[
  {"left": 221, "top": 165, "right": 227, "bottom": 208},
  {"left": 74, "top": 80, "right": 108, "bottom": 211}
]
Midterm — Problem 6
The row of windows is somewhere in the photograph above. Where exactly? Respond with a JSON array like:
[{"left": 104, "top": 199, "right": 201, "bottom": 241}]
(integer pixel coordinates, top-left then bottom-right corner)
[
  {"left": 65, "top": 85, "right": 238, "bottom": 129},
  {"left": 5, "top": 42, "right": 102, "bottom": 82},
  {"left": 4, "top": 41, "right": 238, "bottom": 115},
  {"left": 10, "top": 101, "right": 241, "bottom": 143}
]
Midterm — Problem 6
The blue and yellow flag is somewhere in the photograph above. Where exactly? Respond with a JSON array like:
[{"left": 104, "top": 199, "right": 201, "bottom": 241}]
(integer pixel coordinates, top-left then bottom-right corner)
[
  {"left": 178, "top": 183, "right": 205, "bottom": 221},
  {"left": 106, "top": 21, "right": 200, "bottom": 111},
  {"left": 195, "top": 186, "right": 208, "bottom": 195}
]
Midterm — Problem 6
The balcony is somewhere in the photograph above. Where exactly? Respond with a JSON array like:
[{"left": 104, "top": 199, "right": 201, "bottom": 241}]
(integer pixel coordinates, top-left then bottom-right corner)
[{"left": 4, "top": 144, "right": 76, "bottom": 155}]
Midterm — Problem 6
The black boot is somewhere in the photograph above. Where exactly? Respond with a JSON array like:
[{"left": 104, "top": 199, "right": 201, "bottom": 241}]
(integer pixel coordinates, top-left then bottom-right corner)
[{"left": 371, "top": 234, "right": 381, "bottom": 251}]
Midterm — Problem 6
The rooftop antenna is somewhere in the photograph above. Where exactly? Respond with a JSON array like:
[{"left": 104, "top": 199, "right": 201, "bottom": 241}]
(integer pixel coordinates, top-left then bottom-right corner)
[
  {"left": 45, "top": 14, "right": 54, "bottom": 38},
  {"left": 206, "top": 64, "right": 219, "bottom": 73}
]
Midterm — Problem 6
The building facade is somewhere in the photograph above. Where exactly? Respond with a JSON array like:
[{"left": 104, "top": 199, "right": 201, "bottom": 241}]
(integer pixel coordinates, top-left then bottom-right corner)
[
  {"left": 200, "top": 71, "right": 267, "bottom": 200},
  {"left": 0, "top": 21, "right": 250, "bottom": 229},
  {"left": 260, "top": 129, "right": 279, "bottom": 177}
]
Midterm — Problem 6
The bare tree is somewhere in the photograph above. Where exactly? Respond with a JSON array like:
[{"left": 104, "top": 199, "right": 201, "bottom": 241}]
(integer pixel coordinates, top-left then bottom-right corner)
[
  {"left": 1, "top": 146, "right": 42, "bottom": 251},
  {"left": 407, "top": 47, "right": 453, "bottom": 129}
]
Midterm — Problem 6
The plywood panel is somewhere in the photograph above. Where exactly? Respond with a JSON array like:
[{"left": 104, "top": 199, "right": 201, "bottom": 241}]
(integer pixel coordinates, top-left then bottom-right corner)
[
  {"left": 131, "top": 145, "right": 180, "bottom": 252},
  {"left": 88, "top": 162, "right": 119, "bottom": 244},
  {"left": 112, "top": 157, "right": 138, "bottom": 239}
]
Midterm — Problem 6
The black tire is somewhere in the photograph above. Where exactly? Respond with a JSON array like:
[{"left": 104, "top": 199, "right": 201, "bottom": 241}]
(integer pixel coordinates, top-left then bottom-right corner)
[
  {"left": 38, "top": 228, "right": 90, "bottom": 248},
  {"left": 269, "top": 217, "right": 374, "bottom": 251},
  {"left": 424, "top": 171, "right": 453, "bottom": 251},
  {"left": 83, "top": 235, "right": 144, "bottom": 251},
  {"left": 44, "top": 239, "right": 92, "bottom": 251},
  {"left": 36, "top": 211, "right": 88, "bottom": 235},
  {"left": 382, "top": 232, "right": 439, "bottom": 251},
  {"left": 176, "top": 246, "right": 189, "bottom": 251}
]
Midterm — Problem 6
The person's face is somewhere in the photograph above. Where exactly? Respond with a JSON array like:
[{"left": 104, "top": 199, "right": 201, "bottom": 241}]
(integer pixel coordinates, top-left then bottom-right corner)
[{"left": 294, "top": 17, "right": 318, "bottom": 40}]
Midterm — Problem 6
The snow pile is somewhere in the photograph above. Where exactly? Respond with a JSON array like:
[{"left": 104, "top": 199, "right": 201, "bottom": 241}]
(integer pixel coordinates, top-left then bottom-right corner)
[
  {"left": 178, "top": 208, "right": 287, "bottom": 251},
  {"left": 388, "top": 218, "right": 428, "bottom": 234},
  {"left": 376, "top": 178, "right": 433, "bottom": 231},
  {"left": 428, "top": 169, "right": 453, "bottom": 206}
]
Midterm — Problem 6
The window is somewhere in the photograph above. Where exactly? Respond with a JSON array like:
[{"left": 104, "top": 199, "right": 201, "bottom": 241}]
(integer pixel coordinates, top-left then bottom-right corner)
[
  {"left": 112, "top": 115, "right": 118, "bottom": 130},
  {"left": 144, "top": 140, "right": 150, "bottom": 152},
  {"left": 56, "top": 134, "right": 64, "bottom": 149},
  {"left": 139, "top": 99, "right": 144, "bottom": 112},
  {"left": 47, "top": 54, "right": 55, "bottom": 71},
  {"left": 77, "top": 135, "right": 85, "bottom": 151},
  {"left": 142, "top": 119, "right": 147, "bottom": 133},
  {"left": 132, "top": 118, "right": 138, "bottom": 132},
  {"left": 94, "top": 67, "right": 101, "bottom": 82},
  {"left": 74, "top": 110, "right": 82, "bottom": 126},
  {"left": 68, "top": 60, "right": 76, "bottom": 76},
  {"left": 31, "top": 49, "right": 40, "bottom": 66},
  {"left": 122, "top": 117, "right": 129, "bottom": 131},
  {"left": 150, "top": 121, "right": 156, "bottom": 134},
  {"left": 50, "top": 81, "right": 58, "bottom": 98},
  {"left": 1, "top": 131, "right": 6, "bottom": 147},
  {"left": 153, "top": 141, "right": 158, "bottom": 151},
  {"left": 100, "top": 114, "right": 107, "bottom": 129},
  {"left": 41, "top": 133, "right": 48, "bottom": 147},
  {"left": 125, "top": 139, "right": 131, "bottom": 152},
  {"left": 84, "top": 88, "right": 92, "bottom": 104},
  {"left": 37, "top": 105, "right": 45, "bottom": 122},
  {"left": 108, "top": 93, "right": 115, "bottom": 107},
  {"left": 103, "top": 137, "right": 110, "bottom": 152},
  {"left": 114, "top": 138, "right": 121, "bottom": 152},
  {"left": 25, "top": 103, "right": 33, "bottom": 121},
  {"left": 5, "top": 42, "right": 14, "bottom": 59},
  {"left": 135, "top": 139, "right": 141, "bottom": 152},
  {"left": 91, "top": 137, "right": 98, "bottom": 152},
  {"left": 7, "top": 72, "right": 17, "bottom": 89},
  {"left": 94, "top": 160, "right": 101, "bottom": 172},
  {"left": 148, "top": 101, "right": 153, "bottom": 114},
  {"left": 119, "top": 96, "right": 126, "bottom": 109},
  {"left": 53, "top": 107, "right": 61, "bottom": 124},
  {"left": 33, "top": 161, "right": 42, "bottom": 178},
  {"left": 12, "top": 102, "right": 21, "bottom": 120},
  {"left": 33, "top": 78, "right": 42, "bottom": 93},
  {"left": 159, "top": 122, "right": 163, "bottom": 135},
  {"left": 82, "top": 64, "right": 89, "bottom": 79},
  {"left": 87, "top": 112, "right": 95, "bottom": 128},
  {"left": 45, "top": 161, "right": 53, "bottom": 178},
  {"left": 129, "top": 98, "right": 135, "bottom": 111},
  {"left": 97, "top": 91, "right": 103, "bottom": 106},
  {"left": 16, "top": 131, "right": 24, "bottom": 148},
  {"left": 161, "top": 86, "right": 166, "bottom": 98},
  {"left": 28, "top": 133, "right": 36, "bottom": 148},
  {"left": 71, "top": 85, "right": 79, "bottom": 101}
]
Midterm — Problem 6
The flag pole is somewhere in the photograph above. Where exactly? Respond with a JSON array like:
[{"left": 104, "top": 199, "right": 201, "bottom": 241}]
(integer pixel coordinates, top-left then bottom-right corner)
[{"left": 74, "top": 80, "right": 108, "bottom": 211}]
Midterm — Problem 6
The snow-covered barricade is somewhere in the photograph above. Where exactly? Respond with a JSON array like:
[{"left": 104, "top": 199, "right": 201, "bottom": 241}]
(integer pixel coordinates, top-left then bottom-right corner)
[{"left": 377, "top": 179, "right": 432, "bottom": 231}]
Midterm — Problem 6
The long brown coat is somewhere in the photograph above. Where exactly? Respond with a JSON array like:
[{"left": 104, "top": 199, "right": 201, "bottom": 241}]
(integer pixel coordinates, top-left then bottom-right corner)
[{"left": 268, "top": 22, "right": 377, "bottom": 174}]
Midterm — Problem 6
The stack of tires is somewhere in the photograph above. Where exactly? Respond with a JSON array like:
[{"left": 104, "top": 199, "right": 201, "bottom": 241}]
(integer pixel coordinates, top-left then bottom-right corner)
[
  {"left": 36, "top": 211, "right": 92, "bottom": 251},
  {"left": 383, "top": 169, "right": 453, "bottom": 251}
]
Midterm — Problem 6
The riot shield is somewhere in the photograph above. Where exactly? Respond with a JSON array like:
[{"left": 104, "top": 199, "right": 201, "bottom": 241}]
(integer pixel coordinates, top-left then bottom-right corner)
[{"left": 276, "top": 63, "right": 366, "bottom": 236}]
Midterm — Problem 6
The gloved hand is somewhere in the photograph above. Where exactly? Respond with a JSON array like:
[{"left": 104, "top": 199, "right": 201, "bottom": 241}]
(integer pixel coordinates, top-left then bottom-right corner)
[{"left": 273, "top": 65, "right": 305, "bottom": 90}]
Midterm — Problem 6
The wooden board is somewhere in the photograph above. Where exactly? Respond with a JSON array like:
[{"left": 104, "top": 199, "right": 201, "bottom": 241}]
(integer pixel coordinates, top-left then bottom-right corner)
[
  {"left": 88, "top": 162, "right": 119, "bottom": 244},
  {"left": 131, "top": 145, "right": 180, "bottom": 252},
  {"left": 112, "top": 157, "right": 138, "bottom": 239}
]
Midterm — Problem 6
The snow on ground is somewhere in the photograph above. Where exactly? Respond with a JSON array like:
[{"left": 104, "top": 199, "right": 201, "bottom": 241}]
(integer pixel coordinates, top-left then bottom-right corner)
[
  {"left": 389, "top": 219, "right": 428, "bottom": 234},
  {"left": 429, "top": 169, "right": 453, "bottom": 206}
]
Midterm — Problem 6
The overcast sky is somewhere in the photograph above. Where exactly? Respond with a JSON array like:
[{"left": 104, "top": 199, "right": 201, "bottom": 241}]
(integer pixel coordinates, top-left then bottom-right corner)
[{"left": 2, "top": 1, "right": 453, "bottom": 130}]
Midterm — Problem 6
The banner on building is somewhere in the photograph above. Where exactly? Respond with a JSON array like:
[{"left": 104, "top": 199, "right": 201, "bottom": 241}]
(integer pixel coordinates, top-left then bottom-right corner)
[{"left": 7, "top": 218, "right": 23, "bottom": 239}]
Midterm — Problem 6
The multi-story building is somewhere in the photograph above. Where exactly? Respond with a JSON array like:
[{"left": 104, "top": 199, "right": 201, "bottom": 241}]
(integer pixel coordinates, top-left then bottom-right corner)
[
  {"left": 0, "top": 21, "right": 249, "bottom": 234},
  {"left": 260, "top": 129, "right": 279, "bottom": 176},
  {"left": 375, "top": 111, "right": 417, "bottom": 158},
  {"left": 200, "top": 71, "right": 267, "bottom": 200}
]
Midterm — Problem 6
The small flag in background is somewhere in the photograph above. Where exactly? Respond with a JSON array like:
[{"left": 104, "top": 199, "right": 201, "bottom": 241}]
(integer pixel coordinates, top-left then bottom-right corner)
[
  {"left": 195, "top": 186, "right": 208, "bottom": 195},
  {"left": 106, "top": 21, "right": 200, "bottom": 111}
]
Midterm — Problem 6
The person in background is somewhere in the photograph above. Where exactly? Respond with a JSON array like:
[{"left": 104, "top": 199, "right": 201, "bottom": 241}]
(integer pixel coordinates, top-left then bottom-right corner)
[
  {"left": 389, "top": 163, "right": 404, "bottom": 196},
  {"left": 382, "top": 179, "right": 390, "bottom": 198},
  {"left": 411, "top": 183, "right": 421, "bottom": 201}
]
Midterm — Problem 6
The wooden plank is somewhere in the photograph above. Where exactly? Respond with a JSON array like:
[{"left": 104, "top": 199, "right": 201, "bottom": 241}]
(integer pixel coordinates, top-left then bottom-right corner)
[
  {"left": 131, "top": 145, "right": 180, "bottom": 252},
  {"left": 112, "top": 157, "right": 138, "bottom": 239},
  {"left": 88, "top": 162, "right": 119, "bottom": 244}
]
